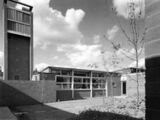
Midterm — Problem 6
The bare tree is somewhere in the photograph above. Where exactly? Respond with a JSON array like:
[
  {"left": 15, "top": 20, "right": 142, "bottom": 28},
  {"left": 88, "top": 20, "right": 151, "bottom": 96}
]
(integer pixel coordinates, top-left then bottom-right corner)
[
  {"left": 101, "top": 50, "right": 121, "bottom": 105},
  {"left": 104, "top": 0, "right": 147, "bottom": 109}
]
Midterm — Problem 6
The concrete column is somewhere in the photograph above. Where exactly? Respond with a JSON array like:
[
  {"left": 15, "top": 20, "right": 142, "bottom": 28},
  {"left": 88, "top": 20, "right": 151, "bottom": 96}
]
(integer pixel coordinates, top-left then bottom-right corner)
[
  {"left": 105, "top": 80, "right": 108, "bottom": 97},
  {"left": 30, "top": 13, "right": 33, "bottom": 80},
  {"left": 71, "top": 70, "right": 74, "bottom": 99},
  {"left": 90, "top": 71, "right": 93, "bottom": 98},
  {"left": 145, "top": 0, "right": 160, "bottom": 119},
  {"left": 3, "top": 3, "right": 8, "bottom": 80}
]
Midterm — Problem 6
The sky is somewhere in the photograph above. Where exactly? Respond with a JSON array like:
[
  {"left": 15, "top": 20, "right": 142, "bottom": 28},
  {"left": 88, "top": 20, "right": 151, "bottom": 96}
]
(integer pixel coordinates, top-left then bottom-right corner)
[{"left": 0, "top": 0, "right": 145, "bottom": 71}]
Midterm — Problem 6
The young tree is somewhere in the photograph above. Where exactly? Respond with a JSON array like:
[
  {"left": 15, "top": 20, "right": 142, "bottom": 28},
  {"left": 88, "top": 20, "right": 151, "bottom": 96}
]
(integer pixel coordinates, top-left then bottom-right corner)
[
  {"left": 101, "top": 50, "right": 122, "bottom": 105},
  {"left": 104, "top": 0, "right": 147, "bottom": 109}
]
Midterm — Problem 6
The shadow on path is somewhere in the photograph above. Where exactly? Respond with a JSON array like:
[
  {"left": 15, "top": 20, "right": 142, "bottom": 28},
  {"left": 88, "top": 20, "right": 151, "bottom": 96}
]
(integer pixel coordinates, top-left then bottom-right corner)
[
  {"left": 11, "top": 104, "right": 75, "bottom": 120},
  {"left": 0, "top": 81, "right": 75, "bottom": 120}
]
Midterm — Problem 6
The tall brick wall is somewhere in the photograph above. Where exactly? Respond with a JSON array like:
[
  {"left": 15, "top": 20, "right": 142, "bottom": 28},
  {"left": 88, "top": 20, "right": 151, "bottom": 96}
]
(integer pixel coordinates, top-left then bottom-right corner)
[
  {"left": 0, "top": 80, "right": 57, "bottom": 107},
  {"left": 145, "top": 0, "right": 160, "bottom": 119},
  {"left": 8, "top": 34, "right": 30, "bottom": 80}
]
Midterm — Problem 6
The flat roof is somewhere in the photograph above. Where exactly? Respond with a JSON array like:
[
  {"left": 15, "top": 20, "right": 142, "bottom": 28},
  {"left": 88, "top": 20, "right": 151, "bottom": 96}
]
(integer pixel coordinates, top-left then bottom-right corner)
[{"left": 41, "top": 66, "right": 118, "bottom": 74}]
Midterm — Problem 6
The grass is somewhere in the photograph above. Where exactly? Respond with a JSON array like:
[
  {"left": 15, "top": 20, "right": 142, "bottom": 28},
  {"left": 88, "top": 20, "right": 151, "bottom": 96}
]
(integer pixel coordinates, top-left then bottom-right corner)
[{"left": 67, "top": 96, "right": 145, "bottom": 120}]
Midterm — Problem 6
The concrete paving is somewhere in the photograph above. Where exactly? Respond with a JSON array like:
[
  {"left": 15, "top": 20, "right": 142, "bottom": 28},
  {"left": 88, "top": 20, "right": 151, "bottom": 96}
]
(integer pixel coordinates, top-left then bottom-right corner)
[
  {"left": 0, "top": 107, "right": 17, "bottom": 120},
  {"left": 14, "top": 104, "right": 75, "bottom": 120}
]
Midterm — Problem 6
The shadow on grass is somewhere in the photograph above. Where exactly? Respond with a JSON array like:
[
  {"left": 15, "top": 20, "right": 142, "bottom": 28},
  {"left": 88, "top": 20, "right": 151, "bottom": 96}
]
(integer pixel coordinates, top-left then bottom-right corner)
[{"left": 67, "top": 110, "right": 143, "bottom": 120}]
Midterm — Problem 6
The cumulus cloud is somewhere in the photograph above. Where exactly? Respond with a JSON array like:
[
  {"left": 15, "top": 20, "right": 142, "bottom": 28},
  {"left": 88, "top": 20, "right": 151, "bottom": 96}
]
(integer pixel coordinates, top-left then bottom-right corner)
[
  {"left": 57, "top": 43, "right": 121, "bottom": 71},
  {"left": 18, "top": 0, "right": 85, "bottom": 49},
  {"left": 66, "top": 44, "right": 102, "bottom": 68},
  {"left": 93, "top": 35, "right": 101, "bottom": 44},
  {"left": 113, "top": 0, "right": 145, "bottom": 19},
  {"left": 107, "top": 25, "right": 119, "bottom": 40},
  {"left": 53, "top": 56, "right": 58, "bottom": 60},
  {"left": 57, "top": 43, "right": 102, "bottom": 68},
  {"left": 35, "top": 63, "right": 49, "bottom": 71},
  {"left": 129, "top": 58, "right": 145, "bottom": 68}
]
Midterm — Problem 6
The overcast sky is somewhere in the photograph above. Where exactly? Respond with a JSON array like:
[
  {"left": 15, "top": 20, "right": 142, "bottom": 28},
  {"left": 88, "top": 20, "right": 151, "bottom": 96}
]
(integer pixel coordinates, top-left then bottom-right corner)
[{"left": 0, "top": 0, "right": 145, "bottom": 71}]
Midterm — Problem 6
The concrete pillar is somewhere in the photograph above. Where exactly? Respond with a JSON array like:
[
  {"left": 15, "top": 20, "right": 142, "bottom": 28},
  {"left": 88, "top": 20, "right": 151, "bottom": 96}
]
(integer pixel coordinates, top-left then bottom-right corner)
[
  {"left": 105, "top": 80, "right": 108, "bottom": 97},
  {"left": 90, "top": 71, "right": 93, "bottom": 98},
  {"left": 71, "top": 70, "right": 74, "bottom": 99},
  {"left": 145, "top": 0, "right": 160, "bottom": 119}
]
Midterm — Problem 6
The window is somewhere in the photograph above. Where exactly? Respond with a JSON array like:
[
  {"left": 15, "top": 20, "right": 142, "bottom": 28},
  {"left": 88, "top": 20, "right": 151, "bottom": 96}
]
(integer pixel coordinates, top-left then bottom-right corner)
[
  {"left": 7, "top": 8, "right": 31, "bottom": 35},
  {"left": 74, "top": 71, "right": 90, "bottom": 77},
  {"left": 56, "top": 76, "right": 72, "bottom": 90},
  {"left": 122, "top": 81, "right": 126, "bottom": 95},
  {"left": 74, "top": 77, "right": 90, "bottom": 89},
  {"left": 74, "top": 78, "right": 82, "bottom": 83},
  {"left": 7, "top": 21, "right": 31, "bottom": 35},
  {"left": 93, "top": 78, "right": 105, "bottom": 89},
  {"left": 7, "top": 8, "right": 31, "bottom": 24}
]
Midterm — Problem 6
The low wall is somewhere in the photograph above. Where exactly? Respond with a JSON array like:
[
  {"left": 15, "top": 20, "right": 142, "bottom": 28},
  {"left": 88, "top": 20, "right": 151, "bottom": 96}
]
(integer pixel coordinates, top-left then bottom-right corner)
[
  {"left": 93, "top": 90, "right": 105, "bottom": 97},
  {"left": 0, "top": 80, "right": 57, "bottom": 107},
  {"left": 74, "top": 90, "right": 90, "bottom": 99},
  {"left": 56, "top": 90, "right": 72, "bottom": 101}
]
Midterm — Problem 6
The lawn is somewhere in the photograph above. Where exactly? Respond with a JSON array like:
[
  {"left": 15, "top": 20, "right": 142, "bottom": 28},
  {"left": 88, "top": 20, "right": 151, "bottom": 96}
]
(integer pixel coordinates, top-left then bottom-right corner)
[{"left": 47, "top": 96, "right": 145, "bottom": 120}]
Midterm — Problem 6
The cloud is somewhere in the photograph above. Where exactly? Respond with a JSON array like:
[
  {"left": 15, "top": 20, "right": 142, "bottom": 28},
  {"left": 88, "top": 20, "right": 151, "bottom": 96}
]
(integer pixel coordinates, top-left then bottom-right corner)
[
  {"left": 35, "top": 63, "right": 49, "bottom": 71},
  {"left": 57, "top": 43, "right": 102, "bottom": 68},
  {"left": 57, "top": 43, "right": 122, "bottom": 71},
  {"left": 65, "top": 9, "right": 85, "bottom": 29},
  {"left": 18, "top": 0, "right": 85, "bottom": 49},
  {"left": 93, "top": 35, "right": 101, "bottom": 44},
  {"left": 107, "top": 25, "right": 119, "bottom": 40},
  {"left": 113, "top": 0, "right": 145, "bottom": 19},
  {"left": 0, "top": 51, "right": 3, "bottom": 59},
  {"left": 129, "top": 58, "right": 145, "bottom": 68},
  {"left": 53, "top": 56, "right": 58, "bottom": 60}
]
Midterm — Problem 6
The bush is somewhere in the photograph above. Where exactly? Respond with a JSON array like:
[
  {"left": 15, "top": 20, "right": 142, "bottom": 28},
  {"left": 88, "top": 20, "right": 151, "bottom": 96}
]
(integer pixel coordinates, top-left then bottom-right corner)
[
  {"left": 89, "top": 96, "right": 145, "bottom": 119},
  {"left": 67, "top": 110, "right": 143, "bottom": 120}
]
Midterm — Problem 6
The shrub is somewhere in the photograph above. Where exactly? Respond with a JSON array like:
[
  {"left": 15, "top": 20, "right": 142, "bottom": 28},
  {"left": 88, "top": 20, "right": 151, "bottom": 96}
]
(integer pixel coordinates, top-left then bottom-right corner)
[
  {"left": 89, "top": 96, "right": 145, "bottom": 119},
  {"left": 67, "top": 110, "right": 143, "bottom": 120}
]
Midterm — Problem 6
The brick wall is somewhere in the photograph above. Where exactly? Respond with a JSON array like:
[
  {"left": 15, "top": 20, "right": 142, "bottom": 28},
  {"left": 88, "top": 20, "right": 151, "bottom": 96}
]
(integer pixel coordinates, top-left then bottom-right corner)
[
  {"left": 145, "top": 0, "right": 160, "bottom": 119},
  {"left": 8, "top": 34, "right": 30, "bottom": 80},
  {"left": 0, "top": 80, "right": 57, "bottom": 107},
  {"left": 75, "top": 90, "right": 90, "bottom": 99},
  {"left": 56, "top": 90, "right": 72, "bottom": 101}
]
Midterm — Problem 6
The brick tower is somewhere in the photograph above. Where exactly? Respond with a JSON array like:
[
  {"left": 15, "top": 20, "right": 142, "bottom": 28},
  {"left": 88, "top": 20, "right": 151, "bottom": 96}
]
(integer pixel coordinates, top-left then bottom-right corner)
[{"left": 3, "top": 0, "right": 33, "bottom": 80}]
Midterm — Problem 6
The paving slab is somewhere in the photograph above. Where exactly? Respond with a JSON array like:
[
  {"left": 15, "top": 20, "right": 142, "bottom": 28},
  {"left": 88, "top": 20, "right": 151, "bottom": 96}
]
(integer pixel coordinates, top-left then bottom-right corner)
[
  {"left": 14, "top": 104, "right": 75, "bottom": 120},
  {"left": 0, "top": 107, "right": 17, "bottom": 120}
]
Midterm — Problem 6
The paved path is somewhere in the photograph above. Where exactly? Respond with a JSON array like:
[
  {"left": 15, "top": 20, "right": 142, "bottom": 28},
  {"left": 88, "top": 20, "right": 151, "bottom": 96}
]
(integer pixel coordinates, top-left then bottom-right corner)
[{"left": 0, "top": 107, "right": 17, "bottom": 120}]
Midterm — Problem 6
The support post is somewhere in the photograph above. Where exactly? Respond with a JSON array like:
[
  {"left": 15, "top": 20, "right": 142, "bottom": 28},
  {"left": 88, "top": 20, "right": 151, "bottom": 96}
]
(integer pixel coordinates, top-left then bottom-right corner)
[
  {"left": 90, "top": 71, "right": 93, "bottom": 98},
  {"left": 71, "top": 70, "right": 74, "bottom": 99}
]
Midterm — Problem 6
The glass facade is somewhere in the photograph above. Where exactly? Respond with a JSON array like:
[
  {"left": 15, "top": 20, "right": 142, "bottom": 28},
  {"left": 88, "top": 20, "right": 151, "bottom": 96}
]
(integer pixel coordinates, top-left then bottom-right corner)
[{"left": 54, "top": 69, "right": 107, "bottom": 90}]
